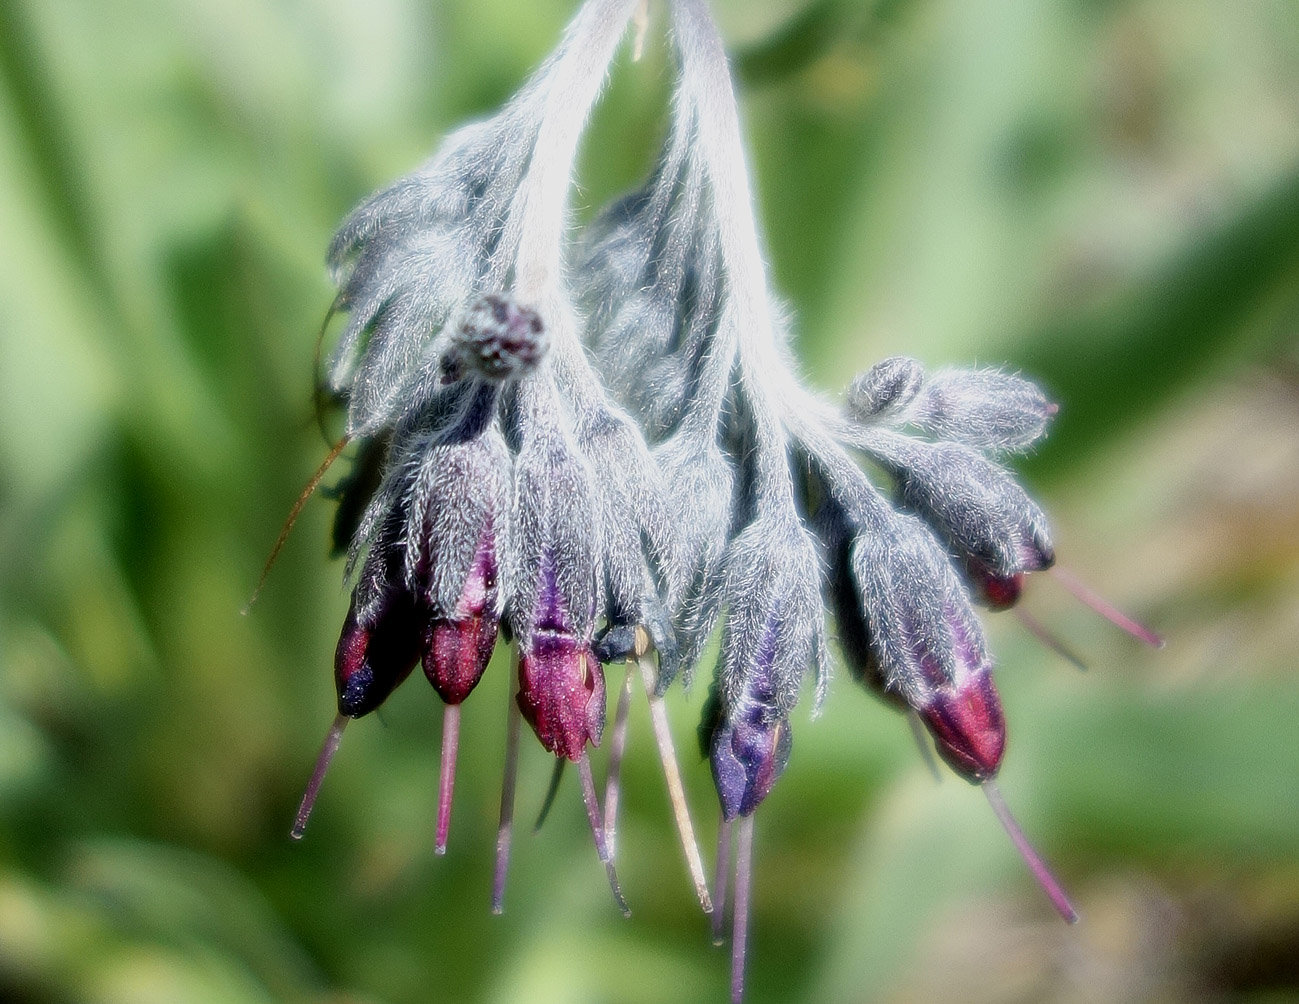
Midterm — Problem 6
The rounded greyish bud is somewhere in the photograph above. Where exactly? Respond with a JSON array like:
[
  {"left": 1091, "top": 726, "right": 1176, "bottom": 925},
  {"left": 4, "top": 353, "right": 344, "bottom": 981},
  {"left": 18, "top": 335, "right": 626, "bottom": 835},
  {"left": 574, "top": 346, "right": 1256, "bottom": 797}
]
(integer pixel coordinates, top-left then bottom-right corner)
[
  {"left": 845, "top": 356, "right": 925, "bottom": 421},
  {"left": 449, "top": 294, "right": 548, "bottom": 382},
  {"left": 910, "top": 368, "right": 1057, "bottom": 455},
  {"left": 861, "top": 430, "right": 1055, "bottom": 578}
]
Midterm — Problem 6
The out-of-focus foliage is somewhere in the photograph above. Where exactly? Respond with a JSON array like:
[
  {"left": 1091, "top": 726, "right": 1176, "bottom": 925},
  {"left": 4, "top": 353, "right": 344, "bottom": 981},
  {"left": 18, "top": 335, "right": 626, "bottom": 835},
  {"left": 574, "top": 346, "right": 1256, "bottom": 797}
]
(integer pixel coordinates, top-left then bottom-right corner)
[{"left": 2, "top": 0, "right": 1298, "bottom": 1002}]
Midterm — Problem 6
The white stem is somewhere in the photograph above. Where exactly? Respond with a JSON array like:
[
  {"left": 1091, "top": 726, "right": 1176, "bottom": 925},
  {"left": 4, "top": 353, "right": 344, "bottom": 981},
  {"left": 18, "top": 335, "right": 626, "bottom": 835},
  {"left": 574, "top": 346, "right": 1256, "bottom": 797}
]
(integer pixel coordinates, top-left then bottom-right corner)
[
  {"left": 672, "top": 0, "right": 771, "bottom": 360},
  {"left": 508, "top": 0, "right": 642, "bottom": 301},
  {"left": 671, "top": 0, "right": 797, "bottom": 495}
]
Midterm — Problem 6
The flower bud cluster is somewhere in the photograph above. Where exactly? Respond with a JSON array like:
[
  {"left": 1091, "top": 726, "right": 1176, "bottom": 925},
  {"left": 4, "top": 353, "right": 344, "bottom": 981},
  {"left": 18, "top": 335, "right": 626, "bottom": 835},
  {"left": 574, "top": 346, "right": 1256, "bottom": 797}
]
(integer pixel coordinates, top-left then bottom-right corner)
[{"left": 292, "top": 0, "right": 1096, "bottom": 997}]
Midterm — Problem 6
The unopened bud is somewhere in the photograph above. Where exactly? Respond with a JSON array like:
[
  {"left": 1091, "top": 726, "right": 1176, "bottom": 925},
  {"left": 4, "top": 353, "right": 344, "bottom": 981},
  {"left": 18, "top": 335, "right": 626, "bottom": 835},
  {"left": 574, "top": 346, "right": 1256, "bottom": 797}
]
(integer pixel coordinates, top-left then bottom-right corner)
[
  {"left": 517, "top": 634, "right": 606, "bottom": 761},
  {"left": 450, "top": 293, "right": 548, "bottom": 381},
  {"left": 334, "top": 592, "right": 423, "bottom": 718},
  {"left": 710, "top": 711, "right": 792, "bottom": 821},
  {"left": 967, "top": 563, "right": 1024, "bottom": 611},
  {"left": 845, "top": 356, "right": 925, "bottom": 421},
  {"left": 918, "top": 668, "right": 1006, "bottom": 782},
  {"left": 422, "top": 532, "right": 500, "bottom": 704}
]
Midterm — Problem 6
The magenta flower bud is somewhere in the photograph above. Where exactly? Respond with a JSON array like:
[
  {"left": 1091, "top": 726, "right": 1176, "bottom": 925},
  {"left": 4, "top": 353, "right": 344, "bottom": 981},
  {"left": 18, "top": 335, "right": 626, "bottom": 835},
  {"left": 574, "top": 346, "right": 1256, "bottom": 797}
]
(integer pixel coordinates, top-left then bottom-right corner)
[
  {"left": 966, "top": 562, "right": 1024, "bottom": 611},
  {"left": 517, "top": 632, "right": 605, "bottom": 761},
  {"left": 918, "top": 666, "right": 1006, "bottom": 782},
  {"left": 422, "top": 530, "right": 500, "bottom": 705},
  {"left": 334, "top": 591, "right": 423, "bottom": 718}
]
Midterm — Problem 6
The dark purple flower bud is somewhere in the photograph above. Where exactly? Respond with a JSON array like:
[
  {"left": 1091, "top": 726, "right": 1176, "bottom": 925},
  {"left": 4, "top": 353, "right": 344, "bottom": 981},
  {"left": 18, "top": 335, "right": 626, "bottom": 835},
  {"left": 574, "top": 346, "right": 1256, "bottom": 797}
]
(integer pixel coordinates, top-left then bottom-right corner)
[
  {"left": 517, "top": 632, "right": 606, "bottom": 761},
  {"left": 450, "top": 293, "right": 548, "bottom": 382},
  {"left": 334, "top": 589, "right": 423, "bottom": 718},
  {"left": 710, "top": 707, "right": 792, "bottom": 821},
  {"left": 382, "top": 421, "right": 510, "bottom": 709},
  {"left": 845, "top": 355, "right": 925, "bottom": 421},
  {"left": 715, "top": 511, "right": 825, "bottom": 722},
  {"left": 707, "top": 511, "right": 815, "bottom": 820},
  {"left": 572, "top": 402, "right": 684, "bottom": 683},
  {"left": 835, "top": 487, "right": 1008, "bottom": 773},
  {"left": 423, "top": 528, "right": 500, "bottom": 704}
]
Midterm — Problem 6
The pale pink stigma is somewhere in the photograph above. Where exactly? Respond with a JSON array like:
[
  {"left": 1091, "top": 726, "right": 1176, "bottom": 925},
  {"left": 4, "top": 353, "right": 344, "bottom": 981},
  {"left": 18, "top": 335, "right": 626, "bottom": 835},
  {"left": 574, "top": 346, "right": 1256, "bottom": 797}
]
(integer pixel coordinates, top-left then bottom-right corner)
[
  {"left": 983, "top": 780, "right": 1078, "bottom": 923},
  {"left": 731, "top": 814, "right": 755, "bottom": 1004},
  {"left": 435, "top": 703, "right": 461, "bottom": 855},
  {"left": 578, "top": 753, "right": 632, "bottom": 917},
  {"left": 292, "top": 714, "right": 348, "bottom": 840},
  {"left": 1051, "top": 567, "right": 1164, "bottom": 648},
  {"left": 492, "top": 666, "right": 522, "bottom": 915},
  {"left": 602, "top": 664, "right": 636, "bottom": 858}
]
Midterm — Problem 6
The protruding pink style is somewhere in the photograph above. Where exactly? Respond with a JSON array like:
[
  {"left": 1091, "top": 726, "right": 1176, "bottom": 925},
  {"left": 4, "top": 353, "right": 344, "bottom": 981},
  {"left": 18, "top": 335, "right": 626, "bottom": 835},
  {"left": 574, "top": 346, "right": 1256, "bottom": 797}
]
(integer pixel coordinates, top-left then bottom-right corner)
[
  {"left": 291, "top": 714, "right": 348, "bottom": 839},
  {"left": 1052, "top": 566, "right": 1164, "bottom": 648},
  {"left": 730, "top": 814, "right": 755, "bottom": 1004},
  {"left": 492, "top": 667, "right": 522, "bottom": 915},
  {"left": 984, "top": 780, "right": 1079, "bottom": 924},
  {"left": 423, "top": 531, "right": 501, "bottom": 855}
]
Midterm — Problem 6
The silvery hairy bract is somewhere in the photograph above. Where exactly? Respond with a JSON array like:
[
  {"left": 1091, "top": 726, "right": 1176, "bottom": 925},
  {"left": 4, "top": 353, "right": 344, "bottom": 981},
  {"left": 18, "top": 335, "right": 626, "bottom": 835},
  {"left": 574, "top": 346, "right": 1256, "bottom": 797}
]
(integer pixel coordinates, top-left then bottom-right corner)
[{"left": 269, "top": 1, "right": 1163, "bottom": 1000}]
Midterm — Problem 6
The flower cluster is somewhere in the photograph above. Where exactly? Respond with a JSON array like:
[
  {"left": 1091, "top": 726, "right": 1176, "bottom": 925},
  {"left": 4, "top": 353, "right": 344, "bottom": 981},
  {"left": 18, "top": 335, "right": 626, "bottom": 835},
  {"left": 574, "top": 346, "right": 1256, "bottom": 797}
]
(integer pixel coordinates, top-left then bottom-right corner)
[{"left": 279, "top": 1, "right": 1160, "bottom": 1000}]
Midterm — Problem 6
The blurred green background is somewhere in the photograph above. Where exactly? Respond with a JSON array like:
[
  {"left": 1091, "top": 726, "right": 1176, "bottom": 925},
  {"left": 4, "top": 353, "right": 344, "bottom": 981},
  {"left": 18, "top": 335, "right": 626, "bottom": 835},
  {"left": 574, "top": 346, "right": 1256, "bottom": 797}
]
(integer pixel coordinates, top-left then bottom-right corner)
[{"left": 2, "top": 0, "right": 1298, "bottom": 1002}]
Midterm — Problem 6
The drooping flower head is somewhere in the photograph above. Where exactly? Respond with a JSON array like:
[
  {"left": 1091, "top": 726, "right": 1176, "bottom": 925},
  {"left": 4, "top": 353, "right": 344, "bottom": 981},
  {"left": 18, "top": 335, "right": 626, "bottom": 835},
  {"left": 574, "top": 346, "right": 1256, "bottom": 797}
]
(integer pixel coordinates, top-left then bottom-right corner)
[{"left": 279, "top": 0, "right": 1165, "bottom": 999}]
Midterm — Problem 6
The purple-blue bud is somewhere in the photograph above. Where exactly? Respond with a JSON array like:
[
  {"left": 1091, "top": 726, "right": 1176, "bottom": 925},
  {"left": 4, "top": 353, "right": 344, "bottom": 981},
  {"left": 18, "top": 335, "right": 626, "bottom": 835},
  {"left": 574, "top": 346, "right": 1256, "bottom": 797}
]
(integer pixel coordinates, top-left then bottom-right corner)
[
  {"left": 710, "top": 707, "right": 792, "bottom": 821},
  {"left": 334, "top": 591, "right": 423, "bottom": 718}
]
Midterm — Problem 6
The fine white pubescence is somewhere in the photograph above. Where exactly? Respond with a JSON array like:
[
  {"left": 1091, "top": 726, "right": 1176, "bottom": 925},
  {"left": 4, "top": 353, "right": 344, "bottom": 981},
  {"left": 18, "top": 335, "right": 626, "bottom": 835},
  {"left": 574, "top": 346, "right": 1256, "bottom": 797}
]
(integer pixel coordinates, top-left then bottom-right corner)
[
  {"left": 327, "top": 0, "right": 641, "bottom": 439},
  {"left": 328, "top": 0, "right": 687, "bottom": 686},
  {"left": 324, "top": 0, "right": 1062, "bottom": 807},
  {"left": 577, "top": 0, "right": 1060, "bottom": 744}
]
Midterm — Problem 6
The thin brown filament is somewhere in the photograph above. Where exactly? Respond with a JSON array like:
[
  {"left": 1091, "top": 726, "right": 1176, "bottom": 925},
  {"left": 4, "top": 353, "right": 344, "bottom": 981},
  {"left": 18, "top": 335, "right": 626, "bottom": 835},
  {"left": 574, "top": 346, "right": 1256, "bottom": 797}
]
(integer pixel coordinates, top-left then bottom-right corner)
[
  {"left": 313, "top": 299, "right": 342, "bottom": 441},
  {"left": 243, "top": 435, "right": 349, "bottom": 615}
]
